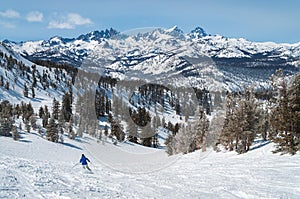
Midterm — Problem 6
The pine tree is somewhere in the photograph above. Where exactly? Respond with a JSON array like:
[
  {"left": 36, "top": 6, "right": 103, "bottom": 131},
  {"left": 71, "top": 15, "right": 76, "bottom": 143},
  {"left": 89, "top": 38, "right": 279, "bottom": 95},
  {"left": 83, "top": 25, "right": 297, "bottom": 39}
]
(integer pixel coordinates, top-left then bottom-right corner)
[
  {"left": 12, "top": 125, "right": 18, "bottom": 141},
  {"left": 39, "top": 106, "right": 44, "bottom": 118},
  {"left": 289, "top": 73, "right": 300, "bottom": 152},
  {"left": 165, "top": 133, "right": 175, "bottom": 155},
  {"left": 42, "top": 114, "right": 48, "bottom": 128},
  {"left": 152, "top": 133, "right": 159, "bottom": 148},
  {"left": 235, "top": 87, "right": 259, "bottom": 153},
  {"left": 104, "top": 124, "right": 109, "bottom": 136},
  {"left": 23, "top": 84, "right": 29, "bottom": 98},
  {"left": 46, "top": 118, "right": 59, "bottom": 142},
  {"left": 0, "top": 75, "right": 3, "bottom": 87},
  {"left": 105, "top": 95, "right": 111, "bottom": 115},
  {"left": 270, "top": 69, "right": 297, "bottom": 154},
  {"left": 107, "top": 113, "right": 113, "bottom": 123},
  {"left": 5, "top": 82, "right": 9, "bottom": 90},
  {"left": 68, "top": 117, "right": 75, "bottom": 139},
  {"left": 111, "top": 120, "right": 125, "bottom": 142},
  {"left": 0, "top": 117, "right": 13, "bottom": 136},
  {"left": 219, "top": 87, "right": 259, "bottom": 154},
  {"left": 62, "top": 92, "right": 72, "bottom": 122},
  {"left": 162, "top": 116, "right": 166, "bottom": 128},
  {"left": 25, "top": 119, "right": 31, "bottom": 133},
  {"left": 31, "top": 86, "right": 35, "bottom": 98},
  {"left": 44, "top": 105, "right": 49, "bottom": 118},
  {"left": 219, "top": 93, "right": 236, "bottom": 151},
  {"left": 258, "top": 109, "right": 270, "bottom": 141},
  {"left": 30, "top": 115, "right": 37, "bottom": 130},
  {"left": 195, "top": 108, "right": 209, "bottom": 152},
  {"left": 173, "top": 124, "right": 195, "bottom": 154},
  {"left": 52, "top": 98, "right": 60, "bottom": 120}
]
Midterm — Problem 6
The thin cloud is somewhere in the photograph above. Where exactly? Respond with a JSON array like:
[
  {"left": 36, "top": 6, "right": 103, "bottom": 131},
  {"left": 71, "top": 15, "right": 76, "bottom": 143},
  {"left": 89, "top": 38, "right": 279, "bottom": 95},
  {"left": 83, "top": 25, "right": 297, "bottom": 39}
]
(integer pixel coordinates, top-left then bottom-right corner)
[
  {"left": 0, "top": 20, "right": 15, "bottom": 28},
  {"left": 26, "top": 11, "right": 43, "bottom": 22},
  {"left": 0, "top": 9, "right": 20, "bottom": 18},
  {"left": 48, "top": 21, "right": 73, "bottom": 29},
  {"left": 48, "top": 13, "right": 92, "bottom": 29}
]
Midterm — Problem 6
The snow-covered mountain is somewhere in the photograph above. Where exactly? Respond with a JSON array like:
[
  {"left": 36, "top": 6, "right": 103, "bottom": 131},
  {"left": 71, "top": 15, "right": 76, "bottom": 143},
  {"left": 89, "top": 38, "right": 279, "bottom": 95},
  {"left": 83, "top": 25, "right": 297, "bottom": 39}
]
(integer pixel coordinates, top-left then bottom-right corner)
[{"left": 3, "top": 26, "right": 300, "bottom": 90}]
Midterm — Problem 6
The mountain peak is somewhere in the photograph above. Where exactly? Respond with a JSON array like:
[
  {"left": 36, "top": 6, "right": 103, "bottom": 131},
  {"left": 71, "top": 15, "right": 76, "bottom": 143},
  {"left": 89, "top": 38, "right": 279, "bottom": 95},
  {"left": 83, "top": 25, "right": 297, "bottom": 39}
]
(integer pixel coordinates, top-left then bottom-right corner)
[
  {"left": 188, "top": 27, "right": 208, "bottom": 39},
  {"left": 77, "top": 28, "right": 119, "bottom": 41},
  {"left": 164, "top": 25, "right": 184, "bottom": 39},
  {"left": 165, "top": 25, "right": 183, "bottom": 34}
]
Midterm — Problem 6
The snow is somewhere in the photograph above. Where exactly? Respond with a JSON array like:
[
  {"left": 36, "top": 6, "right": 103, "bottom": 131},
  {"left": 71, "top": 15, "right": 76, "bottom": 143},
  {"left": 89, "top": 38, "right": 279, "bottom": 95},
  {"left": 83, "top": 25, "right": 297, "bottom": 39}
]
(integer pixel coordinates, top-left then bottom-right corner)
[
  {"left": 4, "top": 26, "right": 299, "bottom": 92},
  {"left": 1, "top": 28, "right": 300, "bottom": 198},
  {"left": 1, "top": 132, "right": 300, "bottom": 198}
]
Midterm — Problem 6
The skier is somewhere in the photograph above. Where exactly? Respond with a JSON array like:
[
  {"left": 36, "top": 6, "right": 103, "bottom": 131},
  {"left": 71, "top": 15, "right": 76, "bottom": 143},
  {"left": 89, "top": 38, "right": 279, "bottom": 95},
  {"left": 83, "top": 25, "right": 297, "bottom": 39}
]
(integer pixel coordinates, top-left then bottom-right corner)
[{"left": 79, "top": 154, "right": 91, "bottom": 171}]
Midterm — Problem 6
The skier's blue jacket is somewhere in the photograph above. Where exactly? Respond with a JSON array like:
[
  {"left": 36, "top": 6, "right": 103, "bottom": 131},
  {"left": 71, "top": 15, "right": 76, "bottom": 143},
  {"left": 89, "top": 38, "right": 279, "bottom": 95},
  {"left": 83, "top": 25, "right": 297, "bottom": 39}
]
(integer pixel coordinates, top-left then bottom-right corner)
[{"left": 80, "top": 155, "right": 90, "bottom": 165}]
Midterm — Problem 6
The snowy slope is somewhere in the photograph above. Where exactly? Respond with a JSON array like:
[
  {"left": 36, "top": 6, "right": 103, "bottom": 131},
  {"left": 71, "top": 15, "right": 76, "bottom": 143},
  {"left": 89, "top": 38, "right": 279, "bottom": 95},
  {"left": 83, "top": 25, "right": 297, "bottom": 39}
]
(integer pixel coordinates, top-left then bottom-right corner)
[
  {"left": 1, "top": 131, "right": 300, "bottom": 198},
  {"left": 0, "top": 42, "right": 71, "bottom": 112}
]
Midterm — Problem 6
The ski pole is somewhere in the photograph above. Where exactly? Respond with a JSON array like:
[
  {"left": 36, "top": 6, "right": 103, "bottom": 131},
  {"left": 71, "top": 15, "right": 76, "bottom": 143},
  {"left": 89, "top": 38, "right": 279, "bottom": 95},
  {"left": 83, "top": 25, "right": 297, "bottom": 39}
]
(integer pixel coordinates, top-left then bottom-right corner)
[{"left": 72, "top": 162, "right": 79, "bottom": 168}]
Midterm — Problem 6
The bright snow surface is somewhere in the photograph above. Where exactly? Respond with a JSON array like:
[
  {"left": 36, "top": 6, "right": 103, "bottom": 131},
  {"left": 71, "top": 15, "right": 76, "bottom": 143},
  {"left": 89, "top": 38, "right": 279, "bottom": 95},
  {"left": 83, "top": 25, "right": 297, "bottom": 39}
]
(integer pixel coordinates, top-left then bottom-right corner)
[{"left": 1, "top": 132, "right": 300, "bottom": 199}]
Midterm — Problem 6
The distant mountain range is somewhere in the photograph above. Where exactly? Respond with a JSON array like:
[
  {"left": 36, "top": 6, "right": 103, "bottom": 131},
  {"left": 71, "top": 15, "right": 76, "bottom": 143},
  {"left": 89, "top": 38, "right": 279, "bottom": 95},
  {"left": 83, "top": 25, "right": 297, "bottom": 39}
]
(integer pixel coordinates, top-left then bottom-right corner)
[{"left": 3, "top": 26, "right": 300, "bottom": 91}]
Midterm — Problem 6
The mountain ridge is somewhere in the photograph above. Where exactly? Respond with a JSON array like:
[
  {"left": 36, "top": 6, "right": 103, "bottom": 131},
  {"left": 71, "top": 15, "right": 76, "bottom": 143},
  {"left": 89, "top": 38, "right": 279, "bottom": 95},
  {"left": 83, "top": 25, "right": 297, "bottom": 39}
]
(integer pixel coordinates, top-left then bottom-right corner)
[{"left": 2, "top": 26, "right": 300, "bottom": 91}]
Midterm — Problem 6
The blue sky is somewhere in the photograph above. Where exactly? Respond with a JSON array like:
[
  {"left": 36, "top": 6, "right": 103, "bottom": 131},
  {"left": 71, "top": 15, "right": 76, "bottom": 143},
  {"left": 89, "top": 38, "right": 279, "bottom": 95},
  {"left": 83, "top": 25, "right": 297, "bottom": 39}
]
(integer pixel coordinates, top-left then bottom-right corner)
[{"left": 0, "top": 0, "right": 299, "bottom": 43}]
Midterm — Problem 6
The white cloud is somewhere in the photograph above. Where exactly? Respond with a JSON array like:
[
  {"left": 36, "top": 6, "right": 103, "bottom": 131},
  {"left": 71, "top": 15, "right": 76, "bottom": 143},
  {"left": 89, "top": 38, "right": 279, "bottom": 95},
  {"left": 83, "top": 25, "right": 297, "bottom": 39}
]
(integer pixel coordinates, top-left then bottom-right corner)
[
  {"left": 26, "top": 11, "right": 43, "bottom": 22},
  {"left": 0, "top": 9, "right": 20, "bottom": 18},
  {"left": 48, "top": 21, "right": 73, "bottom": 29},
  {"left": 48, "top": 13, "right": 92, "bottom": 29},
  {"left": 67, "top": 13, "right": 92, "bottom": 25}
]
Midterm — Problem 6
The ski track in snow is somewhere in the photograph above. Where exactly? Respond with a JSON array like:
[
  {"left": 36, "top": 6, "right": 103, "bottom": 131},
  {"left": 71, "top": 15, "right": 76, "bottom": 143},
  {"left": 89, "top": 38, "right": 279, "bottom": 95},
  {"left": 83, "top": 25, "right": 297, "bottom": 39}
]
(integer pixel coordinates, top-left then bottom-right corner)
[{"left": 1, "top": 133, "right": 300, "bottom": 199}]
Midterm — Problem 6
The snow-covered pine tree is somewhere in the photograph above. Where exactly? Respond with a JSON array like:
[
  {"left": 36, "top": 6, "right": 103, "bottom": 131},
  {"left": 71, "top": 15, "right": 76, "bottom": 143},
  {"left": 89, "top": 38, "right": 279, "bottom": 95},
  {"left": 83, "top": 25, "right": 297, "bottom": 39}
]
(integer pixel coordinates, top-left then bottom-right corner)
[
  {"left": 258, "top": 109, "right": 270, "bottom": 141},
  {"left": 104, "top": 124, "right": 109, "bottom": 136},
  {"left": 152, "top": 132, "right": 159, "bottom": 148},
  {"left": 29, "top": 115, "right": 37, "bottom": 130},
  {"left": 46, "top": 117, "right": 59, "bottom": 142},
  {"left": 219, "top": 93, "right": 236, "bottom": 151},
  {"left": 207, "top": 109, "right": 225, "bottom": 151},
  {"left": 12, "top": 125, "right": 18, "bottom": 141},
  {"left": 235, "top": 86, "right": 260, "bottom": 153},
  {"left": 23, "top": 83, "right": 29, "bottom": 98},
  {"left": 165, "top": 133, "right": 175, "bottom": 155},
  {"left": 176, "top": 124, "right": 195, "bottom": 154},
  {"left": 31, "top": 86, "right": 35, "bottom": 98},
  {"left": 62, "top": 92, "right": 72, "bottom": 122},
  {"left": 56, "top": 113, "right": 64, "bottom": 142},
  {"left": 38, "top": 106, "right": 44, "bottom": 118},
  {"left": 42, "top": 114, "right": 48, "bottom": 128},
  {"left": 288, "top": 73, "right": 300, "bottom": 152},
  {"left": 270, "top": 69, "right": 296, "bottom": 154},
  {"left": 110, "top": 119, "right": 125, "bottom": 142},
  {"left": 195, "top": 107, "right": 209, "bottom": 152},
  {"left": 52, "top": 98, "right": 60, "bottom": 120},
  {"left": 0, "top": 75, "right": 3, "bottom": 87},
  {"left": 0, "top": 117, "right": 13, "bottom": 136},
  {"left": 220, "top": 87, "right": 260, "bottom": 154},
  {"left": 24, "top": 119, "right": 31, "bottom": 133},
  {"left": 68, "top": 117, "right": 75, "bottom": 139}
]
